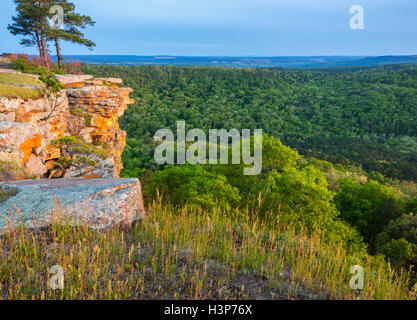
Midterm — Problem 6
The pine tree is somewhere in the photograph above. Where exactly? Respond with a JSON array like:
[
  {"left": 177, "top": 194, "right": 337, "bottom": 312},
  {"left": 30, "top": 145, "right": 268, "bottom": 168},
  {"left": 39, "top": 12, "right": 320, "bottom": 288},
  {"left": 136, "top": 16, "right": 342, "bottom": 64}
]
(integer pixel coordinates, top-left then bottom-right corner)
[
  {"left": 8, "top": 0, "right": 50, "bottom": 67},
  {"left": 47, "top": 0, "right": 95, "bottom": 69},
  {"left": 8, "top": 0, "right": 95, "bottom": 69}
]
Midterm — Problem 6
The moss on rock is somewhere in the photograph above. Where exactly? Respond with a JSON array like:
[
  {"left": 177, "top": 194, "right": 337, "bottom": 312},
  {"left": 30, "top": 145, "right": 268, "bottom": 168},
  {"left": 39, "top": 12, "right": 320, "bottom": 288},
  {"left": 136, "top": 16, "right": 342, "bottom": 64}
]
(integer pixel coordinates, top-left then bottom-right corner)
[
  {"left": 0, "top": 185, "right": 18, "bottom": 203},
  {"left": 51, "top": 136, "right": 108, "bottom": 160}
]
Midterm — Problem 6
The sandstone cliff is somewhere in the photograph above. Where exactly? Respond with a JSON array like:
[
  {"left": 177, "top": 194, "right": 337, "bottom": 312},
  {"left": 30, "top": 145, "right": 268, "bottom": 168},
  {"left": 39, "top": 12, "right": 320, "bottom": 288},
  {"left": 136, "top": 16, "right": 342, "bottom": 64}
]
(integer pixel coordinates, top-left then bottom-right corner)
[{"left": 0, "top": 70, "right": 134, "bottom": 180}]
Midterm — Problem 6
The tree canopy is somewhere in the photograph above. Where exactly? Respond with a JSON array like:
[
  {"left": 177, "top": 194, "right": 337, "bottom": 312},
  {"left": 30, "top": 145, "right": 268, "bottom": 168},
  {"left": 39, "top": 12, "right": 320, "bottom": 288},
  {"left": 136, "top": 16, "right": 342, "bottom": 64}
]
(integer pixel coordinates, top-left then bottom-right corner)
[{"left": 8, "top": 0, "right": 95, "bottom": 68}]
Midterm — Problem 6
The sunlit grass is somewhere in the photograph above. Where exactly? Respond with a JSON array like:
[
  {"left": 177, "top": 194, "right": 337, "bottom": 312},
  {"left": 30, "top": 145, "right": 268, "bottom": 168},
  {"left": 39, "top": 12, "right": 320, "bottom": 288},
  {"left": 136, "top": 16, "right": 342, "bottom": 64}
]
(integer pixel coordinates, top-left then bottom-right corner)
[
  {"left": 0, "top": 161, "right": 33, "bottom": 182},
  {"left": 0, "top": 84, "right": 44, "bottom": 100},
  {"left": 0, "top": 198, "right": 415, "bottom": 300},
  {"left": 0, "top": 73, "right": 45, "bottom": 100},
  {"left": 0, "top": 73, "right": 42, "bottom": 86}
]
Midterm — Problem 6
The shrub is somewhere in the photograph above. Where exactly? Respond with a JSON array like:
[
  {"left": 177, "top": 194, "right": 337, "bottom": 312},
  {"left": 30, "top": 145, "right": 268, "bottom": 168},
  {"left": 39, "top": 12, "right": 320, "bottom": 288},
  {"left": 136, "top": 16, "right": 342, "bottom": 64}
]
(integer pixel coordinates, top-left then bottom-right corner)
[
  {"left": 335, "top": 179, "right": 402, "bottom": 248},
  {"left": 380, "top": 238, "right": 417, "bottom": 269},
  {"left": 52, "top": 136, "right": 109, "bottom": 160},
  {"left": 39, "top": 72, "right": 64, "bottom": 94},
  {"left": 254, "top": 166, "right": 338, "bottom": 229},
  {"left": 145, "top": 165, "right": 241, "bottom": 212}
]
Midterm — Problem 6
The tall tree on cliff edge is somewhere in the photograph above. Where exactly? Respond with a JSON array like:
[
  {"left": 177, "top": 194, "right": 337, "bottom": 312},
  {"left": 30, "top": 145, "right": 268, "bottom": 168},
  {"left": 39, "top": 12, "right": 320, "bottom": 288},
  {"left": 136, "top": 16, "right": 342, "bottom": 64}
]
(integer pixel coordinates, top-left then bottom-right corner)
[
  {"left": 47, "top": 0, "right": 95, "bottom": 69},
  {"left": 8, "top": 0, "right": 50, "bottom": 67},
  {"left": 8, "top": 0, "right": 95, "bottom": 69}
]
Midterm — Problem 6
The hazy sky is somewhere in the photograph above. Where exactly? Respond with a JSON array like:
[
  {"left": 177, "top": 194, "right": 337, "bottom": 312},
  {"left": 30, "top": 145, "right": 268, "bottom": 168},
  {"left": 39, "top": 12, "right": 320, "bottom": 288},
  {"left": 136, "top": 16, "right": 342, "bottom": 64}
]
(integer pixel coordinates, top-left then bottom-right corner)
[{"left": 1, "top": 0, "right": 416, "bottom": 56}]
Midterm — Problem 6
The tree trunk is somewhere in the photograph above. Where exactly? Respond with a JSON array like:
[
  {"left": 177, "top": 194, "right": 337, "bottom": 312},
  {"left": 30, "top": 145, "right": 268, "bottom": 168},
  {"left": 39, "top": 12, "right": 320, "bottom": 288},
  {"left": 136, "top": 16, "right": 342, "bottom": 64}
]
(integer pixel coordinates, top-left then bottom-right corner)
[
  {"left": 54, "top": 37, "right": 62, "bottom": 69},
  {"left": 35, "top": 33, "right": 43, "bottom": 63},
  {"left": 39, "top": 0, "right": 49, "bottom": 68},
  {"left": 40, "top": 33, "right": 48, "bottom": 68}
]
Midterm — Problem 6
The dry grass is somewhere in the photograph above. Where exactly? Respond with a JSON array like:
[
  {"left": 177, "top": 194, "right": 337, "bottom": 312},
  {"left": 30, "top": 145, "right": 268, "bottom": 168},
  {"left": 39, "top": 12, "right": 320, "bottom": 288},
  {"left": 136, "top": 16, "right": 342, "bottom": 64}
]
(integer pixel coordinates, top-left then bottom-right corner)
[
  {"left": 0, "top": 161, "right": 33, "bottom": 182},
  {"left": 0, "top": 199, "right": 416, "bottom": 300}
]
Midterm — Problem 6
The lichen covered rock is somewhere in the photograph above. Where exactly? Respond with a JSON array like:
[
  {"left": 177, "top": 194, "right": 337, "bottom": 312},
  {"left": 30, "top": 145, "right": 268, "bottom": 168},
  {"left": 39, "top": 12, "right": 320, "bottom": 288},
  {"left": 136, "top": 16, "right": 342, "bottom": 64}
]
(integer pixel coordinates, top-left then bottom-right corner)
[
  {"left": 0, "top": 178, "right": 145, "bottom": 232},
  {"left": 0, "top": 70, "right": 134, "bottom": 180},
  {"left": 65, "top": 83, "right": 134, "bottom": 177}
]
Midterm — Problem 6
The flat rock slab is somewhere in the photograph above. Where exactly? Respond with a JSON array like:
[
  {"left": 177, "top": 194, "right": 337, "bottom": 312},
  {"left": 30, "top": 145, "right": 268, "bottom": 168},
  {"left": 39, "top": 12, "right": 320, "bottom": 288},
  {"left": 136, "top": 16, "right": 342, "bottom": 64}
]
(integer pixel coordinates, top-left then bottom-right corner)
[
  {"left": 56, "top": 74, "right": 94, "bottom": 85},
  {"left": 0, "top": 178, "right": 144, "bottom": 233}
]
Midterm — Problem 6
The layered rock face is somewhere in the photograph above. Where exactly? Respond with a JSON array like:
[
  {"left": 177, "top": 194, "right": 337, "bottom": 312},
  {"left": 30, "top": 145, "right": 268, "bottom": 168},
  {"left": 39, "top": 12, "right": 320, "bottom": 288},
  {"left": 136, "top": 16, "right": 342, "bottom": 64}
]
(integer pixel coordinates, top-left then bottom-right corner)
[{"left": 0, "top": 71, "right": 134, "bottom": 180}]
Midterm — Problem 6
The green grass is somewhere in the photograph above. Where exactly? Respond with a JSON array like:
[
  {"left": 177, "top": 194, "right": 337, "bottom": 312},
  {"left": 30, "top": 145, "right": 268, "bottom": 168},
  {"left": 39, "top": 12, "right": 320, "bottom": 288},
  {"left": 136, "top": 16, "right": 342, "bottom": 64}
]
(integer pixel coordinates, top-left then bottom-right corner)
[
  {"left": 0, "top": 73, "right": 45, "bottom": 100},
  {"left": 1, "top": 199, "right": 415, "bottom": 300},
  {"left": 69, "top": 107, "right": 93, "bottom": 127},
  {"left": 0, "top": 73, "right": 43, "bottom": 86},
  {"left": 0, "top": 84, "right": 44, "bottom": 100},
  {"left": 0, "top": 186, "right": 17, "bottom": 203},
  {"left": 52, "top": 136, "right": 109, "bottom": 160}
]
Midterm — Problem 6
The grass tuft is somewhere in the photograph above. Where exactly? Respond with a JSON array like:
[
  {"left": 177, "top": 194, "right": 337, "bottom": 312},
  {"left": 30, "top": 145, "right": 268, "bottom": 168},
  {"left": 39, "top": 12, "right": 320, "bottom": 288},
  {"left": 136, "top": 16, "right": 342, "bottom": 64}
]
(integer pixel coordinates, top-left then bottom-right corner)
[
  {"left": 0, "top": 161, "right": 33, "bottom": 182},
  {"left": 0, "top": 73, "right": 45, "bottom": 100},
  {"left": 51, "top": 136, "right": 108, "bottom": 160}
]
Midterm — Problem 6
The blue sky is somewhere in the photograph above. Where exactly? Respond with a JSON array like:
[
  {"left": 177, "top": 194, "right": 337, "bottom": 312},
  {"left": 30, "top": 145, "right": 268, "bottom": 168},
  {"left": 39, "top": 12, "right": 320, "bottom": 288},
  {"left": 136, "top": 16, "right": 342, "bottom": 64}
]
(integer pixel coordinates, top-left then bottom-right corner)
[{"left": 1, "top": 0, "right": 416, "bottom": 56}]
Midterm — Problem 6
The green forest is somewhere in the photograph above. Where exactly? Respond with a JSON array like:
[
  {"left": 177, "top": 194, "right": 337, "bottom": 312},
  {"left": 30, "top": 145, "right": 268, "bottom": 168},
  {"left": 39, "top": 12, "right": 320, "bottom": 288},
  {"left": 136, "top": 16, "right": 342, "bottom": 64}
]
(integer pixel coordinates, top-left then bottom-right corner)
[
  {"left": 83, "top": 64, "right": 417, "bottom": 181},
  {"left": 81, "top": 63, "right": 417, "bottom": 285}
]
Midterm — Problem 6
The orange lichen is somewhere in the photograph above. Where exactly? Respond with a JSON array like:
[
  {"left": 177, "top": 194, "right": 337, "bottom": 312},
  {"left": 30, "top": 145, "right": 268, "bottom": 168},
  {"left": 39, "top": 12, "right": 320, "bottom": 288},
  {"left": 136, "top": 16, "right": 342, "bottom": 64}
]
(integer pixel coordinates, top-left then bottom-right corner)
[
  {"left": 63, "top": 82, "right": 87, "bottom": 89},
  {"left": 1, "top": 74, "right": 134, "bottom": 179},
  {"left": 82, "top": 172, "right": 102, "bottom": 179},
  {"left": 45, "top": 145, "right": 61, "bottom": 160},
  {"left": 19, "top": 134, "right": 42, "bottom": 164}
]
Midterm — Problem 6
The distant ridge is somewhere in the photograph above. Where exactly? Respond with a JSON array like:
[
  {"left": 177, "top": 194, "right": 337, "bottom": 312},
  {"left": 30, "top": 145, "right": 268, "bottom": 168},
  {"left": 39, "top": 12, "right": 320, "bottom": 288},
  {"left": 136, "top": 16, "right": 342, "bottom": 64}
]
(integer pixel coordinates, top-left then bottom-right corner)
[{"left": 55, "top": 55, "right": 417, "bottom": 69}]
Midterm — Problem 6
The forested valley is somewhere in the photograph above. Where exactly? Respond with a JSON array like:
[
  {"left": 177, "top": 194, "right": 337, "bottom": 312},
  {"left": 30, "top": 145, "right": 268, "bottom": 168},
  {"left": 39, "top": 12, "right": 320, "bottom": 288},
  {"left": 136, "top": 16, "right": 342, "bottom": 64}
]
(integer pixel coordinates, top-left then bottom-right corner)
[
  {"left": 83, "top": 64, "right": 417, "bottom": 181},
  {"left": 83, "top": 63, "right": 417, "bottom": 288}
]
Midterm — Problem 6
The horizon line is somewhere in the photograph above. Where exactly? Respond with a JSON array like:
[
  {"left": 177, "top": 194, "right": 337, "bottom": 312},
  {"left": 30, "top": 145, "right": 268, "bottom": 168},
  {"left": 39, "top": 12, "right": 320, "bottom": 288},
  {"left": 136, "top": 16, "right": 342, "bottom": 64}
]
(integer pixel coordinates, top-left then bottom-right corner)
[{"left": 15, "top": 54, "right": 417, "bottom": 58}]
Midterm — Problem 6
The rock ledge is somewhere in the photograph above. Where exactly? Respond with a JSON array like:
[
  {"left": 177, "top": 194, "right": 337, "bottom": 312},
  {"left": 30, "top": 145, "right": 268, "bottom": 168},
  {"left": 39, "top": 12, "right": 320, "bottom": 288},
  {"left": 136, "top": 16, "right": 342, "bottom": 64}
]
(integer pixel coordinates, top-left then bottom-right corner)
[
  {"left": 0, "top": 178, "right": 144, "bottom": 233},
  {"left": 0, "top": 68, "right": 135, "bottom": 179}
]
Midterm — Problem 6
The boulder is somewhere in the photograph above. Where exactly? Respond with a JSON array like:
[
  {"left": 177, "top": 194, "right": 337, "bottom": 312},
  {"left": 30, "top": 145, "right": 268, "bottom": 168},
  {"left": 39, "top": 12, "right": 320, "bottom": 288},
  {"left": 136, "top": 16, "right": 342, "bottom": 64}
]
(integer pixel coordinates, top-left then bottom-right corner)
[
  {"left": 0, "top": 178, "right": 145, "bottom": 233},
  {"left": 23, "top": 154, "right": 47, "bottom": 177}
]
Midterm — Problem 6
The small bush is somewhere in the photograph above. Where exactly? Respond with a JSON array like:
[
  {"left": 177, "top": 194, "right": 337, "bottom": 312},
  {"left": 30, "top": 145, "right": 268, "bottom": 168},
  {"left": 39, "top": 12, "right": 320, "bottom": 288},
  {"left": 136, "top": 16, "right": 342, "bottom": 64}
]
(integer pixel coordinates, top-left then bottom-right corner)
[{"left": 52, "top": 136, "right": 109, "bottom": 160}]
